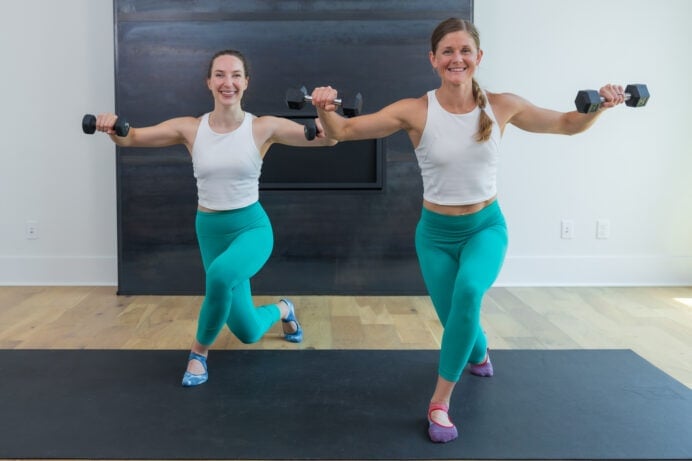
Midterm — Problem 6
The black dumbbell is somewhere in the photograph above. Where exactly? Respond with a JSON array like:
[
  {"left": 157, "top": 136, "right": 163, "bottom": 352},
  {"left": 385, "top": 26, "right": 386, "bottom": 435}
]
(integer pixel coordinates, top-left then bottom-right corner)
[
  {"left": 286, "top": 86, "right": 363, "bottom": 117},
  {"left": 575, "top": 84, "right": 650, "bottom": 114},
  {"left": 303, "top": 119, "right": 317, "bottom": 141},
  {"left": 82, "top": 114, "right": 130, "bottom": 137}
]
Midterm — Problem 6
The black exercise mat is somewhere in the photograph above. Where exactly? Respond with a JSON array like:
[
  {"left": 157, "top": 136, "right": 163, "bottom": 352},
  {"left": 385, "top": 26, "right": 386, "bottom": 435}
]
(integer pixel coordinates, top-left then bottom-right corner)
[{"left": 0, "top": 349, "right": 690, "bottom": 460}]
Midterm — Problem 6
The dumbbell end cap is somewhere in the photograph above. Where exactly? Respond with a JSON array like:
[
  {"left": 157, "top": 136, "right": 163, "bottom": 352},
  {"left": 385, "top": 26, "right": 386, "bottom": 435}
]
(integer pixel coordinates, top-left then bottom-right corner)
[
  {"left": 574, "top": 89, "right": 601, "bottom": 114},
  {"left": 625, "top": 84, "right": 650, "bottom": 108},
  {"left": 286, "top": 87, "right": 308, "bottom": 110},
  {"left": 342, "top": 92, "right": 364, "bottom": 118},
  {"left": 115, "top": 119, "right": 130, "bottom": 137},
  {"left": 82, "top": 114, "right": 96, "bottom": 134},
  {"left": 304, "top": 121, "right": 317, "bottom": 141}
]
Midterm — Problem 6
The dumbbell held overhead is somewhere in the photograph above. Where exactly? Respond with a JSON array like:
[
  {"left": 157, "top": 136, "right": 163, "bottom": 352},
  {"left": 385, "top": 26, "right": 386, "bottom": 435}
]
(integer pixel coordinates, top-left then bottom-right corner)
[
  {"left": 575, "top": 84, "right": 650, "bottom": 114},
  {"left": 82, "top": 114, "right": 130, "bottom": 137},
  {"left": 286, "top": 86, "right": 363, "bottom": 117}
]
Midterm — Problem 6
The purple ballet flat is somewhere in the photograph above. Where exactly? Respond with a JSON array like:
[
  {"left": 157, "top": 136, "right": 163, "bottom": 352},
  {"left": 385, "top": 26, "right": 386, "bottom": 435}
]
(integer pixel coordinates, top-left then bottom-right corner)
[
  {"left": 468, "top": 350, "right": 494, "bottom": 377},
  {"left": 427, "top": 403, "right": 458, "bottom": 443}
]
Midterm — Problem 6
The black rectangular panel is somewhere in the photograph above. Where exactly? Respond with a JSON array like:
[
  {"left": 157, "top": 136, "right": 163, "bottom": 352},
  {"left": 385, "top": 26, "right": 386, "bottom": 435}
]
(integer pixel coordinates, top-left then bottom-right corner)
[
  {"left": 115, "top": 0, "right": 473, "bottom": 294},
  {"left": 261, "top": 116, "right": 384, "bottom": 190}
]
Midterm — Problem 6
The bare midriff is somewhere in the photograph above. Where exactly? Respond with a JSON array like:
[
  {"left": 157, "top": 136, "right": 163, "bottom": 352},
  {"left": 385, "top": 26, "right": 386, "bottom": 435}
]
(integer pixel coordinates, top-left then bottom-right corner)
[{"left": 423, "top": 195, "right": 497, "bottom": 216}]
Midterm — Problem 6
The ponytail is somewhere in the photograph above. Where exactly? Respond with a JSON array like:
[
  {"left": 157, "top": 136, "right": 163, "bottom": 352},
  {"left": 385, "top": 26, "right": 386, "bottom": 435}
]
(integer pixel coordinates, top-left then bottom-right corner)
[{"left": 472, "top": 79, "right": 493, "bottom": 142}]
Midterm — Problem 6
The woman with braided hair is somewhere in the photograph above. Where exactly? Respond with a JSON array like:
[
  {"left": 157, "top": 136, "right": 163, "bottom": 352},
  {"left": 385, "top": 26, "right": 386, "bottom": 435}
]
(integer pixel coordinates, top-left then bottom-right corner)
[{"left": 311, "top": 17, "right": 625, "bottom": 443}]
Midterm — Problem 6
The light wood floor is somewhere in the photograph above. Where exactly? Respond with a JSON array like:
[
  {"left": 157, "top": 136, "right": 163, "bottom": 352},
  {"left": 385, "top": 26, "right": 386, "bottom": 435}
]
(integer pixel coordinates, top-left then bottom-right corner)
[
  {"left": 0, "top": 286, "right": 690, "bottom": 461},
  {"left": 1, "top": 285, "right": 690, "bottom": 387}
]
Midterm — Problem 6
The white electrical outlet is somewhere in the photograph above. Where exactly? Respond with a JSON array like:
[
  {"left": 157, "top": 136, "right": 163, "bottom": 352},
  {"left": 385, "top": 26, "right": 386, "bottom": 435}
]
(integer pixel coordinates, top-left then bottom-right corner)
[
  {"left": 596, "top": 219, "right": 611, "bottom": 239},
  {"left": 561, "top": 219, "right": 574, "bottom": 239},
  {"left": 26, "top": 220, "right": 39, "bottom": 240}
]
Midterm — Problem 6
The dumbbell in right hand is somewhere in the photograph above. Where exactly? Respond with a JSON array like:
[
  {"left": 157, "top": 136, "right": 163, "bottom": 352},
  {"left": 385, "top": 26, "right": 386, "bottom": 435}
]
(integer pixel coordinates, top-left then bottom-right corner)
[
  {"left": 286, "top": 86, "right": 363, "bottom": 117},
  {"left": 82, "top": 114, "right": 130, "bottom": 137},
  {"left": 574, "top": 84, "right": 650, "bottom": 114}
]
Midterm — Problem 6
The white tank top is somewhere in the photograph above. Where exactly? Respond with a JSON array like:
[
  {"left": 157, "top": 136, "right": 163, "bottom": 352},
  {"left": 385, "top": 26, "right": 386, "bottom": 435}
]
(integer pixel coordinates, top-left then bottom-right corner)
[
  {"left": 414, "top": 90, "right": 501, "bottom": 206},
  {"left": 192, "top": 112, "right": 262, "bottom": 210}
]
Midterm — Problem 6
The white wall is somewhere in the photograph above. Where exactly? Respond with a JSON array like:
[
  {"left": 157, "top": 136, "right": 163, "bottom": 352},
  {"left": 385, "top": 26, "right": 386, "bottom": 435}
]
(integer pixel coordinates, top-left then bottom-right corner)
[
  {"left": 476, "top": 0, "right": 692, "bottom": 285},
  {"left": 0, "top": 0, "right": 690, "bottom": 286},
  {"left": 0, "top": 1, "right": 117, "bottom": 285}
]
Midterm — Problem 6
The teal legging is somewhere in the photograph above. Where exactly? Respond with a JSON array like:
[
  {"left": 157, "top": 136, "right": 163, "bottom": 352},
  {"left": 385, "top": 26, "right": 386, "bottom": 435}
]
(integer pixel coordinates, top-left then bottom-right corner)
[
  {"left": 194, "top": 202, "right": 280, "bottom": 346},
  {"left": 415, "top": 201, "right": 508, "bottom": 382}
]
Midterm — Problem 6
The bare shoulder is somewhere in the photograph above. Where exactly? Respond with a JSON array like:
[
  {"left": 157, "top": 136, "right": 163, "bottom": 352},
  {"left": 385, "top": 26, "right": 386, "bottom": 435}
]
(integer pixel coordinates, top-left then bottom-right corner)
[
  {"left": 251, "top": 114, "right": 280, "bottom": 138},
  {"left": 384, "top": 94, "right": 428, "bottom": 130},
  {"left": 173, "top": 116, "right": 203, "bottom": 142},
  {"left": 163, "top": 115, "right": 201, "bottom": 133},
  {"left": 164, "top": 115, "right": 201, "bottom": 126},
  {"left": 252, "top": 114, "right": 275, "bottom": 127},
  {"left": 487, "top": 91, "right": 527, "bottom": 126},
  {"left": 389, "top": 94, "right": 428, "bottom": 114},
  {"left": 487, "top": 91, "right": 525, "bottom": 109}
]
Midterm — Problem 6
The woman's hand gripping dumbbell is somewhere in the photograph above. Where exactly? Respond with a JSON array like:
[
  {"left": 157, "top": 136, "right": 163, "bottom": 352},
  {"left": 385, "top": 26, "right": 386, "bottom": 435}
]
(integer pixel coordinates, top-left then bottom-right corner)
[{"left": 82, "top": 113, "right": 130, "bottom": 137}]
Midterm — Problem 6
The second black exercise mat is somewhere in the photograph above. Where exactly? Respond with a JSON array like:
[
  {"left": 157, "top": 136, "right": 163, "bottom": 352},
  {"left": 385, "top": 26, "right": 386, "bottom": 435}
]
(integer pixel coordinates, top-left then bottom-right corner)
[{"left": 0, "top": 349, "right": 690, "bottom": 460}]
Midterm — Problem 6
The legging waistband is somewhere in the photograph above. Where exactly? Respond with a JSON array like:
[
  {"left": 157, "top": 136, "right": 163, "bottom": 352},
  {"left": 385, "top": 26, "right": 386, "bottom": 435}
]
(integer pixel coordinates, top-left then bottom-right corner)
[
  {"left": 420, "top": 200, "right": 504, "bottom": 232},
  {"left": 195, "top": 201, "right": 269, "bottom": 236}
]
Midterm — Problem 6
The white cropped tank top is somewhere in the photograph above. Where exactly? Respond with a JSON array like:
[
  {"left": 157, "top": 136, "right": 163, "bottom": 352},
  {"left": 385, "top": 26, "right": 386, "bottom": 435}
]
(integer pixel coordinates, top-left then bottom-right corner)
[
  {"left": 414, "top": 90, "right": 502, "bottom": 206},
  {"left": 192, "top": 112, "right": 262, "bottom": 210}
]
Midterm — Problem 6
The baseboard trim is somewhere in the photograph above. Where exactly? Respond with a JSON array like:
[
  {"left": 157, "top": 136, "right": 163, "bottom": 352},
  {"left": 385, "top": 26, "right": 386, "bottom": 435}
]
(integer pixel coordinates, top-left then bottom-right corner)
[
  {"left": 496, "top": 255, "right": 692, "bottom": 286},
  {"left": 1, "top": 255, "right": 690, "bottom": 287}
]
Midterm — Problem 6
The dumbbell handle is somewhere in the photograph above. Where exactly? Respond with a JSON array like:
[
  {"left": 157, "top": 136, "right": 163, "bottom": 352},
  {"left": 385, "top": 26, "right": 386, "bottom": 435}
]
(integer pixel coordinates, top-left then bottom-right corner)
[
  {"left": 597, "top": 92, "right": 633, "bottom": 103},
  {"left": 302, "top": 94, "right": 343, "bottom": 107}
]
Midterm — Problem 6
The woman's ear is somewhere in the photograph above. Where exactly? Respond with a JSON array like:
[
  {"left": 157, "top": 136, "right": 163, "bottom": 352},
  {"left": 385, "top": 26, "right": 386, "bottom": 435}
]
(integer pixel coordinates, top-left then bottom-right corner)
[{"left": 429, "top": 50, "right": 437, "bottom": 73}]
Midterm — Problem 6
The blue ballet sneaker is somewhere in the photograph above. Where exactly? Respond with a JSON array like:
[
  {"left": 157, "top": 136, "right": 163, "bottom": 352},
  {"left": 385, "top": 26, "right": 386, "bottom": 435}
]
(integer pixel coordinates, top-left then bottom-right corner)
[
  {"left": 181, "top": 351, "right": 208, "bottom": 387},
  {"left": 280, "top": 298, "right": 303, "bottom": 343}
]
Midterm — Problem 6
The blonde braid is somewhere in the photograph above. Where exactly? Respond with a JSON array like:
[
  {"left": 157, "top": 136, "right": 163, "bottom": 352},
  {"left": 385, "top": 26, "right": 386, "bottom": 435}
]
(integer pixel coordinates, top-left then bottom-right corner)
[{"left": 472, "top": 79, "right": 493, "bottom": 142}]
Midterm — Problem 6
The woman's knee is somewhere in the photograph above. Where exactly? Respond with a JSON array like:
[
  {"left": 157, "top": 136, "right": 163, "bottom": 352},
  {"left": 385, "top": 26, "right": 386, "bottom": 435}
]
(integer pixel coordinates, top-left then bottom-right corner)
[
  {"left": 205, "top": 265, "right": 240, "bottom": 294},
  {"left": 454, "top": 279, "right": 485, "bottom": 308},
  {"left": 232, "top": 327, "right": 263, "bottom": 344}
]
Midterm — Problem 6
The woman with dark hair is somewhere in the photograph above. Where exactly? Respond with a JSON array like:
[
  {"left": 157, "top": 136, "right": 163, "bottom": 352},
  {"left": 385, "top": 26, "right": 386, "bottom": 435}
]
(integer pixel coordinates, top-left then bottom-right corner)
[{"left": 94, "top": 49, "right": 336, "bottom": 387}]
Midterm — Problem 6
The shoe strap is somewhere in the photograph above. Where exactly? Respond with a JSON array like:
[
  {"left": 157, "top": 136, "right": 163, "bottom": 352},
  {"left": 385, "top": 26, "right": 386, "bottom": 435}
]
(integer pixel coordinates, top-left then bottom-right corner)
[
  {"left": 428, "top": 402, "right": 455, "bottom": 427},
  {"left": 428, "top": 402, "right": 449, "bottom": 416},
  {"left": 188, "top": 352, "right": 208, "bottom": 370},
  {"left": 280, "top": 298, "right": 298, "bottom": 324}
]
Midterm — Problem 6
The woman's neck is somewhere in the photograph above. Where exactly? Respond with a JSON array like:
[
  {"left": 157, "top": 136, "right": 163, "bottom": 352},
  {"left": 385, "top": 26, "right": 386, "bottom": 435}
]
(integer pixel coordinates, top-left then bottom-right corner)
[
  {"left": 436, "top": 83, "right": 477, "bottom": 114},
  {"left": 209, "top": 106, "right": 245, "bottom": 131}
]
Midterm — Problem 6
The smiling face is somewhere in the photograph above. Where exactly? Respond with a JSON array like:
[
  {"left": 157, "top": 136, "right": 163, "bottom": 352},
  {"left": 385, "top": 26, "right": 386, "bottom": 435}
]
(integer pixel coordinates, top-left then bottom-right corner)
[
  {"left": 429, "top": 30, "right": 482, "bottom": 85},
  {"left": 207, "top": 53, "right": 249, "bottom": 106}
]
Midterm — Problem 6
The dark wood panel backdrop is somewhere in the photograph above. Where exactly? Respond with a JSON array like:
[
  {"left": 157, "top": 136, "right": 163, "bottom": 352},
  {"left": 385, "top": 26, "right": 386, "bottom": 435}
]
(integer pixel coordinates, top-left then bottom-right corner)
[{"left": 115, "top": 0, "right": 473, "bottom": 295}]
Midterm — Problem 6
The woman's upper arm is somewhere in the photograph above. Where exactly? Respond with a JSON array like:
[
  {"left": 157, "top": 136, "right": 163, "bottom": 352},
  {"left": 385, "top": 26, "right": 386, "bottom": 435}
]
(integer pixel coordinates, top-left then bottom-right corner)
[
  {"left": 261, "top": 116, "right": 334, "bottom": 148},
  {"left": 493, "top": 92, "right": 569, "bottom": 134},
  {"left": 126, "top": 117, "right": 197, "bottom": 148},
  {"left": 338, "top": 98, "right": 419, "bottom": 140}
]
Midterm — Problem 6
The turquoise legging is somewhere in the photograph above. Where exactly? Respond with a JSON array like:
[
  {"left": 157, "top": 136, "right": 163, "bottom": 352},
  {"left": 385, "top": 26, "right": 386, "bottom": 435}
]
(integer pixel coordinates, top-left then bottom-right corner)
[
  {"left": 194, "top": 202, "right": 280, "bottom": 346},
  {"left": 415, "top": 201, "right": 508, "bottom": 382}
]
